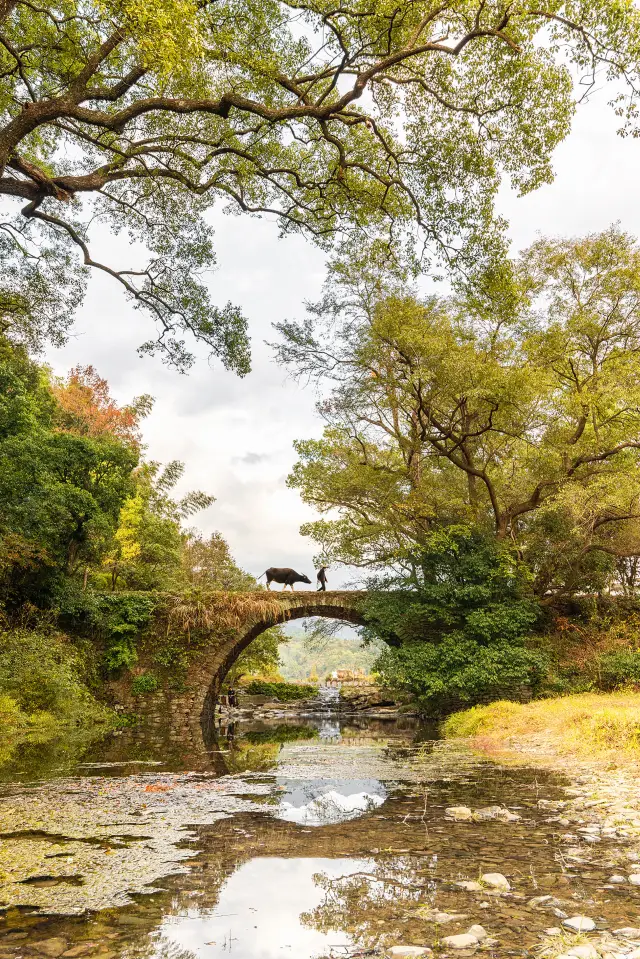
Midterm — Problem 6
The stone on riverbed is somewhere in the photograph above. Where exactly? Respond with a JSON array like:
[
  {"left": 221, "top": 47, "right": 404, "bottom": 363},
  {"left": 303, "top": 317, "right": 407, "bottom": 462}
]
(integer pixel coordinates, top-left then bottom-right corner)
[
  {"left": 613, "top": 928, "right": 640, "bottom": 938},
  {"left": 562, "top": 916, "right": 596, "bottom": 932},
  {"left": 416, "top": 906, "right": 468, "bottom": 923},
  {"left": 446, "top": 806, "right": 474, "bottom": 821},
  {"left": 480, "top": 873, "right": 510, "bottom": 891},
  {"left": 455, "top": 880, "right": 483, "bottom": 892},
  {"left": 29, "top": 940, "right": 68, "bottom": 958},
  {"left": 628, "top": 874, "right": 640, "bottom": 885},
  {"left": 468, "top": 925, "right": 487, "bottom": 940},
  {"left": 565, "top": 945, "right": 599, "bottom": 959},
  {"left": 608, "top": 875, "right": 626, "bottom": 883},
  {"left": 386, "top": 947, "right": 432, "bottom": 958},
  {"left": 441, "top": 933, "right": 479, "bottom": 949}
]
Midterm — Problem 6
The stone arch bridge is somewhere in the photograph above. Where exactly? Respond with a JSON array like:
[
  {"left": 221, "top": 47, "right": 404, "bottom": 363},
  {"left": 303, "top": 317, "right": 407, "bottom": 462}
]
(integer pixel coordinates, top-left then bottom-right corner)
[{"left": 127, "top": 590, "right": 371, "bottom": 755}]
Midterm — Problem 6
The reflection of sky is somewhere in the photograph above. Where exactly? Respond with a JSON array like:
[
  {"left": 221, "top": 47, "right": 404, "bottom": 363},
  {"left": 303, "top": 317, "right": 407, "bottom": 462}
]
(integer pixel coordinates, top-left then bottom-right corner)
[
  {"left": 275, "top": 777, "right": 387, "bottom": 826},
  {"left": 155, "top": 856, "right": 370, "bottom": 958}
]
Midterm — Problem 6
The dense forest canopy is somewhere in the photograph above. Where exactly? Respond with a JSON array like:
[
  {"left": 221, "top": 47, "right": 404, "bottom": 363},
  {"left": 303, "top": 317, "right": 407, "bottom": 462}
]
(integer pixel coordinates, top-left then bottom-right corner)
[
  {"left": 3, "top": 2, "right": 640, "bottom": 367},
  {"left": 277, "top": 227, "right": 640, "bottom": 599}
]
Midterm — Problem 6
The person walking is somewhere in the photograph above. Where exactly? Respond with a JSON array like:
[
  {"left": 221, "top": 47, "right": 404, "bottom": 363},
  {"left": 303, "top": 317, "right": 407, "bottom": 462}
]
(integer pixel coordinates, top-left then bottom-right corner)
[{"left": 317, "top": 566, "right": 328, "bottom": 591}]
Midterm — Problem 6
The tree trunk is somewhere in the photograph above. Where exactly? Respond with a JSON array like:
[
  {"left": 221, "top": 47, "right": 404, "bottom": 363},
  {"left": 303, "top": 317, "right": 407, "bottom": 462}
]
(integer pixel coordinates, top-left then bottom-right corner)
[{"left": 83, "top": 567, "right": 89, "bottom": 590}]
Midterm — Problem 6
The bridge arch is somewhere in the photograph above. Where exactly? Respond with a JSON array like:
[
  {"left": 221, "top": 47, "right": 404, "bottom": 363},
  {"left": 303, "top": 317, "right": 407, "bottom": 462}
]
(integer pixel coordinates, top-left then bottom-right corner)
[{"left": 200, "top": 591, "right": 368, "bottom": 728}]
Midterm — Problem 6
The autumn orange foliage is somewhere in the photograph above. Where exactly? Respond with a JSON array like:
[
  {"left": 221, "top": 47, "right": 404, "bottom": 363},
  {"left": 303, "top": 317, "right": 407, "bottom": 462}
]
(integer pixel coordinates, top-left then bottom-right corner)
[{"left": 51, "top": 366, "right": 153, "bottom": 448}]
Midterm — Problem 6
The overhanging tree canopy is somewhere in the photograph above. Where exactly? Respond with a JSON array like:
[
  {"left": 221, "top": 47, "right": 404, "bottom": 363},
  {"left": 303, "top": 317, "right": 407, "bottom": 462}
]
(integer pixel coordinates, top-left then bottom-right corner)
[
  {"left": 2, "top": 0, "right": 640, "bottom": 368},
  {"left": 276, "top": 227, "right": 640, "bottom": 595}
]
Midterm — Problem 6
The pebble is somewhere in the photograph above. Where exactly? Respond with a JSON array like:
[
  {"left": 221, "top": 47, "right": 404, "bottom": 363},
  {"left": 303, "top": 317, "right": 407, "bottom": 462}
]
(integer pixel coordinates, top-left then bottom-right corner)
[
  {"left": 614, "top": 928, "right": 640, "bottom": 938},
  {"left": 563, "top": 917, "right": 596, "bottom": 933},
  {"left": 468, "top": 925, "right": 487, "bottom": 940},
  {"left": 566, "top": 946, "right": 599, "bottom": 959},
  {"left": 627, "top": 951, "right": 640, "bottom": 959},
  {"left": 386, "top": 948, "right": 432, "bottom": 958},
  {"left": 608, "top": 875, "right": 627, "bottom": 883},
  {"left": 446, "top": 806, "right": 473, "bottom": 821},
  {"left": 441, "top": 933, "right": 479, "bottom": 949},
  {"left": 480, "top": 873, "right": 510, "bottom": 891},
  {"left": 628, "top": 874, "right": 640, "bottom": 885},
  {"left": 416, "top": 908, "right": 467, "bottom": 924},
  {"left": 545, "top": 928, "right": 563, "bottom": 935},
  {"left": 529, "top": 895, "right": 553, "bottom": 907},
  {"left": 456, "top": 880, "right": 483, "bottom": 892},
  {"left": 62, "top": 947, "right": 97, "bottom": 958}
]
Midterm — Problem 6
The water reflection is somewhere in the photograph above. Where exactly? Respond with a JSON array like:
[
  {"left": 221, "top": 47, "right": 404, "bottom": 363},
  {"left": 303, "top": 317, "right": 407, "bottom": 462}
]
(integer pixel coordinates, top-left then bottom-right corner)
[
  {"left": 275, "top": 778, "right": 386, "bottom": 825},
  {"left": 156, "top": 857, "right": 366, "bottom": 959},
  {"left": 1, "top": 716, "right": 639, "bottom": 959}
]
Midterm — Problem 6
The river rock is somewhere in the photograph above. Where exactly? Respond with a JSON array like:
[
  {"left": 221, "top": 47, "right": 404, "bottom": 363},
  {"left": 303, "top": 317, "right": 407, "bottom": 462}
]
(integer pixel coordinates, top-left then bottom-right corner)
[
  {"left": 29, "top": 940, "right": 68, "bottom": 958},
  {"left": 626, "top": 951, "right": 640, "bottom": 959},
  {"left": 608, "top": 875, "right": 627, "bottom": 883},
  {"left": 613, "top": 928, "right": 640, "bottom": 938},
  {"left": 545, "top": 928, "right": 562, "bottom": 936},
  {"left": 62, "top": 946, "right": 98, "bottom": 958},
  {"left": 441, "top": 933, "right": 479, "bottom": 949},
  {"left": 628, "top": 874, "right": 640, "bottom": 885},
  {"left": 468, "top": 925, "right": 487, "bottom": 940},
  {"left": 456, "top": 880, "right": 483, "bottom": 892},
  {"left": 446, "top": 806, "right": 473, "bottom": 821},
  {"left": 480, "top": 873, "right": 510, "bottom": 891},
  {"left": 562, "top": 917, "right": 596, "bottom": 933},
  {"left": 386, "top": 948, "right": 432, "bottom": 958},
  {"left": 566, "top": 946, "right": 599, "bottom": 959},
  {"left": 529, "top": 895, "right": 553, "bottom": 907},
  {"left": 416, "top": 907, "right": 468, "bottom": 923}
]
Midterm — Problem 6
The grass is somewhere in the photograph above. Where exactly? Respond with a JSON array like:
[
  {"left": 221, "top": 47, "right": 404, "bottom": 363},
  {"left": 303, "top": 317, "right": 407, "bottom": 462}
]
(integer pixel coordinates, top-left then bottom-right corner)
[{"left": 442, "top": 692, "right": 640, "bottom": 764}]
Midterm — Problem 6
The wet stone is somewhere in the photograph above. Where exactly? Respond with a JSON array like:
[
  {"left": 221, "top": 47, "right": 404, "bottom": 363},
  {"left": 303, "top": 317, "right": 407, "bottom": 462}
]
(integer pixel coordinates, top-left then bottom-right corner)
[
  {"left": 441, "top": 933, "right": 479, "bottom": 949},
  {"left": 386, "top": 948, "right": 432, "bottom": 958},
  {"left": 480, "top": 873, "right": 510, "bottom": 891},
  {"left": 27, "top": 939, "right": 68, "bottom": 958},
  {"left": 563, "top": 917, "right": 597, "bottom": 932}
]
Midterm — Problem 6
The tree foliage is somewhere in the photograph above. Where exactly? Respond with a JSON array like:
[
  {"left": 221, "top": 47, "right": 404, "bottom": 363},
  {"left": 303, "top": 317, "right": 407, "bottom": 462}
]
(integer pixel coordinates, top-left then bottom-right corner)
[
  {"left": 278, "top": 226, "right": 640, "bottom": 597},
  {"left": 3, "top": 1, "right": 640, "bottom": 366},
  {"left": 0, "top": 338, "right": 138, "bottom": 603},
  {"left": 366, "top": 529, "right": 546, "bottom": 710}
]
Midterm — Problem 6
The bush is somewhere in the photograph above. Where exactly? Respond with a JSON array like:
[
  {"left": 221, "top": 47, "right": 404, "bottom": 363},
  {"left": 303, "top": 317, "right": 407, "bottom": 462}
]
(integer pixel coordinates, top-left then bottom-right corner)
[
  {"left": 594, "top": 650, "right": 640, "bottom": 690},
  {"left": 131, "top": 672, "right": 159, "bottom": 695},
  {"left": 0, "top": 628, "right": 111, "bottom": 721},
  {"left": 365, "top": 530, "right": 546, "bottom": 713},
  {"left": 243, "top": 680, "right": 316, "bottom": 701}
]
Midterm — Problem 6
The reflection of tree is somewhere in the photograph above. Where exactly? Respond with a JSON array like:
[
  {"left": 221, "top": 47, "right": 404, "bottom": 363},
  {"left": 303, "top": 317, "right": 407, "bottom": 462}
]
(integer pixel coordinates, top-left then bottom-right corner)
[{"left": 301, "top": 858, "right": 432, "bottom": 953}]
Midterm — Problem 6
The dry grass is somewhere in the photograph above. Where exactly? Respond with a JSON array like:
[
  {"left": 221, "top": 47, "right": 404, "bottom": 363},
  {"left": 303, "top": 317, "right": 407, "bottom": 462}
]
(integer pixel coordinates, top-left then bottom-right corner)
[
  {"left": 442, "top": 692, "right": 640, "bottom": 765},
  {"left": 165, "top": 591, "right": 287, "bottom": 635}
]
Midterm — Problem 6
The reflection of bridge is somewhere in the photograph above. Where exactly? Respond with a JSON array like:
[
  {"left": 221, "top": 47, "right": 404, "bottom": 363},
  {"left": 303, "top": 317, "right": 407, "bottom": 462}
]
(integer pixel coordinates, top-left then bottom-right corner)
[{"left": 125, "top": 590, "right": 370, "bottom": 748}]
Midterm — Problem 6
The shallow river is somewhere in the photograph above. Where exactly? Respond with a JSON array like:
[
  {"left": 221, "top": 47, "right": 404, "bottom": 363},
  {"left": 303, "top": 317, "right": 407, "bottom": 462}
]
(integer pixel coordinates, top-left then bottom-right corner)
[{"left": 1, "top": 714, "right": 639, "bottom": 959}]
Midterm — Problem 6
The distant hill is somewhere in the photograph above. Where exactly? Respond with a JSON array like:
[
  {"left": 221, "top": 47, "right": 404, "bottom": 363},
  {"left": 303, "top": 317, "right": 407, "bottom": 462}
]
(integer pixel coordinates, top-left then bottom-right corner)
[{"left": 278, "top": 629, "right": 381, "bottom": 682}]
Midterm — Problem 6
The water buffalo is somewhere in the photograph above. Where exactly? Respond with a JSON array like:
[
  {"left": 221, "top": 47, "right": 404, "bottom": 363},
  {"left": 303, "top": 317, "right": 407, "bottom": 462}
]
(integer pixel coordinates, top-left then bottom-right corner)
[{"left": 260, "top": 567, "right": 312, "bottom": 591}]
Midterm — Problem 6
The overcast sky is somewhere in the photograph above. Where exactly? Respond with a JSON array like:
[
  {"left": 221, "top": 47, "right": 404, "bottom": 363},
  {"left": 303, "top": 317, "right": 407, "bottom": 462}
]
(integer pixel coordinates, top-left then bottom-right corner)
[{"left": 42, "top": 87, "right": 640, "bottom": 588}]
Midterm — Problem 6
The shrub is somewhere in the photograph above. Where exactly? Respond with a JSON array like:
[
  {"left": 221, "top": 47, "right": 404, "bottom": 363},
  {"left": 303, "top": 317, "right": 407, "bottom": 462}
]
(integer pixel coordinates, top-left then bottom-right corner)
[
  {"left": 131, "top": 672, "right": 159, "bottom": 695},
  {"left": 365, "top": 531, "right": 546, "bottom": 713},
  {"left": 243, "top": 680, "right": 316, "bottom": 701},
  {"left": 594, "top": 650, "right": 640, "bottom": 690},
  {"left": 0, "top": 628, "right": 111, "bottom": 724}
]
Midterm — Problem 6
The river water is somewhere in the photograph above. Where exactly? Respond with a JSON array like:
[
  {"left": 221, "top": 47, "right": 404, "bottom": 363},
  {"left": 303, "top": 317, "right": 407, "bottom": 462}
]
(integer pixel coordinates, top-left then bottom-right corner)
[{"left": 1, "top": 713, "right": 639, "bottom": 959}]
